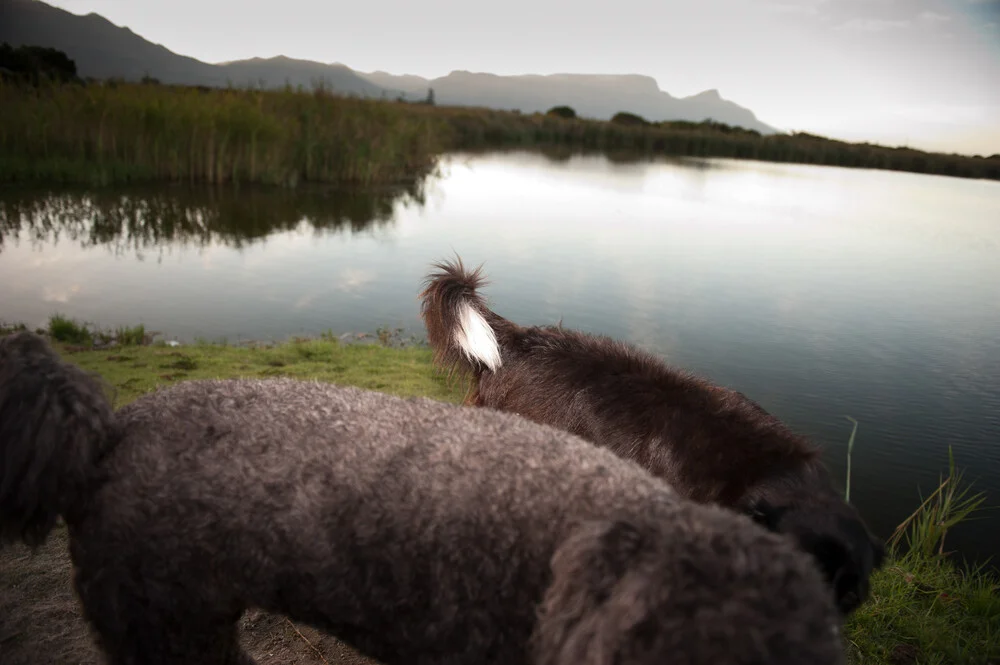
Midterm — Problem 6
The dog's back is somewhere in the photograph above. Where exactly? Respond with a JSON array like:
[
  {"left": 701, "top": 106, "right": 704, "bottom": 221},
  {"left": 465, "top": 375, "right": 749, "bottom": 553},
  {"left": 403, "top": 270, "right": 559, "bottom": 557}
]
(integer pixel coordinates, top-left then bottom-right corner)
[
  {"left": 65, "top": 378, "right": 844, "bottom": 665},
  {"left": 419, "top": 258, "right": 885, "bottom": 616},
  {"left": 419, "top": 260, "right": 818, "bottom": 504}
]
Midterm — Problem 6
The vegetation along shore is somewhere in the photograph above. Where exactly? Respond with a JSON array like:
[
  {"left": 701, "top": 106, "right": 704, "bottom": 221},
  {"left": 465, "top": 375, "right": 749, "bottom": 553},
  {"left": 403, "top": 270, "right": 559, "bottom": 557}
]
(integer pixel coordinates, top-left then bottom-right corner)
[
  {"left": 0, "top": 316, "right": 997, "bottom": 665},
  {"left": 1, "top": 47, "right": 998, "bottom": 187}
]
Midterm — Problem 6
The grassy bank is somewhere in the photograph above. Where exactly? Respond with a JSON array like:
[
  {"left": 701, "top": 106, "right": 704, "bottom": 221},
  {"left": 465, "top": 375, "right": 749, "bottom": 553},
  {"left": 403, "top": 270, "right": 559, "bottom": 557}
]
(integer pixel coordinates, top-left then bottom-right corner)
[
  {"left": 66, "top": 333, "right": 463, "bottom": 408},
  {"left": 0, "top": 317, "right": 460, "bottom": 406},
  {"left": 1, "top": 318, "right": 997, "bottom": 664},
  {"left": 1, "top": 79, "right": 997, "bottom": 187}
]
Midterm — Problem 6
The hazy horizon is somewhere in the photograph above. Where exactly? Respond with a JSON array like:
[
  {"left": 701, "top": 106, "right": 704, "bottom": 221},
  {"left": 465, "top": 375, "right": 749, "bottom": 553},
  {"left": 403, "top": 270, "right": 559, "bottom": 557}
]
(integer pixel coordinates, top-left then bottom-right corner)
[{"left": 40, "top": 0, "right": 1000, "bottom": 156}]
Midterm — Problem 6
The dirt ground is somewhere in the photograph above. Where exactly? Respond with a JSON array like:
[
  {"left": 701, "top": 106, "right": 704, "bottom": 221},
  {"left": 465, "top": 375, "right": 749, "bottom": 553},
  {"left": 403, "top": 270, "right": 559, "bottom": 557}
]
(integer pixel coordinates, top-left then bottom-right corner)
[{"left": 0, "top": 524, "right": 381, "bottom": 665}]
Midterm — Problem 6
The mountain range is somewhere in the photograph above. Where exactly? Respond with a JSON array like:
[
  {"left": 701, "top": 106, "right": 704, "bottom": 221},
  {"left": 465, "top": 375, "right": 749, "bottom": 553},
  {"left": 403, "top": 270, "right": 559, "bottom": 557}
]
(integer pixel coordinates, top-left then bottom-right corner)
[{"left": 0, "top": 0, "right": 779, "bottom": 134}]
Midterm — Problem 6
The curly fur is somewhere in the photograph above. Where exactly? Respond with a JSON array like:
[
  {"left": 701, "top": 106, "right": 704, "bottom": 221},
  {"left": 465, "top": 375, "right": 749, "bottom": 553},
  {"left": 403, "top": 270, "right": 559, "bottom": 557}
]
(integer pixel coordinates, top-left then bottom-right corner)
[
  {"left": 0, "top": 331, "right": 845, "bottom": 665},
  {"left": 0, "top": 331, "right": 115, "bottom": 548},
  {"left": 419, "top": 257, "right": 885, "bottom": 615},
  {"left": 536, "top": 513, "right": 843, "bottom": 665}
]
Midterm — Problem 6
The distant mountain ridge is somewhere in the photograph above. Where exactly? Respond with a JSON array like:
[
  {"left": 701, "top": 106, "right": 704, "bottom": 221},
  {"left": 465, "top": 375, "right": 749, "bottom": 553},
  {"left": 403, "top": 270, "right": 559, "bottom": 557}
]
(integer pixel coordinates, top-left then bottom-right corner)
[
  {"left": 360, "top": 70, "right": 777, "bottom": 133},
  {"left": 0, "top": 0, "right": 779, "bottom": 133}
]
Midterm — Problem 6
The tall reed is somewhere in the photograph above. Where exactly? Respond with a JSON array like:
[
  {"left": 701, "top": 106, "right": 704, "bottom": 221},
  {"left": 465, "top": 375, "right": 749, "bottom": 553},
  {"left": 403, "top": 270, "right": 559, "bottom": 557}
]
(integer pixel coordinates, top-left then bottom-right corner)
[
  {"left": 841, "top": 420, "right": 989, "bottom": 560},
  {"left": 844, "top": 415, "right": 859, "bottom": 502},
  {"left": 887, "top": 447, "right": 990, "bottom": 559}
]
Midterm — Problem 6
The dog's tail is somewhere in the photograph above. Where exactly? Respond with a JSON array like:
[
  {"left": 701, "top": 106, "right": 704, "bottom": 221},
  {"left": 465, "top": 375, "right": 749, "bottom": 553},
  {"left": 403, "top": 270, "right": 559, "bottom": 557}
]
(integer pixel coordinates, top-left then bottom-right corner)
[
  {"left": 0, "top": 331, "right": 115, "bottom": 548},
  {"left": 419, "top": 257, "right": 514, "bottom": 382}
]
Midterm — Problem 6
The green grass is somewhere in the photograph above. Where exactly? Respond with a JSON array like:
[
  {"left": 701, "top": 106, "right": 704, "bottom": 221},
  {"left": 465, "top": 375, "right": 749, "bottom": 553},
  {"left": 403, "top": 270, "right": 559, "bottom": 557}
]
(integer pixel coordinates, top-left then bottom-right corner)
[
  {"left": 846, "top": 546, "right": 999, "bottom": 664},
  {"left": 1, "top": 79, "right": 997, "bottom": 187},
  {"left": 840, "top": 422, "right": 998, "bottom": 664},
  {"left": 1, "top": 321, "right": 996, "bottom": 663},
  {"left": 48, "top": 313, "right": 93, "bottom": 344},
  {"left": 113, "top": 323, "right": 149, "bottom": 347},
  {"left": 888, "top": 448, "right": 991, "bottom": 560},
  {"left": 58, "top": 333, "right": 464, "bottom": 408},
  {"left": 0, "top": 320, "right": 29, "bottom": 336},
  {"left": 46, "top": 314, "right": 150, "bottom": 348}
]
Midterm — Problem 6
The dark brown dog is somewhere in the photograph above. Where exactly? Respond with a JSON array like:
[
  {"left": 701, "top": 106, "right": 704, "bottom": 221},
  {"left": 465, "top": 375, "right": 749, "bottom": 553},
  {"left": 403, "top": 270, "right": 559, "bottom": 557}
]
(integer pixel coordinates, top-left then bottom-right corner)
[{"left": 420, "top": 257, "right": 885, "bottom": 615}]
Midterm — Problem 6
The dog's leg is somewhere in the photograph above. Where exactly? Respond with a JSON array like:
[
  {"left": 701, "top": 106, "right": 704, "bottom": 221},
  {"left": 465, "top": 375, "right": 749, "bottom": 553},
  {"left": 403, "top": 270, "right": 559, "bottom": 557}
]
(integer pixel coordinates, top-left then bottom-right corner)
[
  {"left": 234, "top": 648, "right": 259, "bottom": 665},
  {"left": 87, "top": 607, "right": 253, "bottom": 665},
  {"left": 74, "top": 566, "right": 252, "bottom": 665}
]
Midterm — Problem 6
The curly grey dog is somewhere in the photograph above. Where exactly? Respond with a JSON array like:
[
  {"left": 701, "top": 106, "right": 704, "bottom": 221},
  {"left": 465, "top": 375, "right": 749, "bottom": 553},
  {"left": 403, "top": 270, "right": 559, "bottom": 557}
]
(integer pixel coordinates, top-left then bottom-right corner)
[
  {"left": 419, "top": 257, "right": 885, "bottom": 616},
  {"left": 1, "top": 331, "right": 845, "bottom": 665}
]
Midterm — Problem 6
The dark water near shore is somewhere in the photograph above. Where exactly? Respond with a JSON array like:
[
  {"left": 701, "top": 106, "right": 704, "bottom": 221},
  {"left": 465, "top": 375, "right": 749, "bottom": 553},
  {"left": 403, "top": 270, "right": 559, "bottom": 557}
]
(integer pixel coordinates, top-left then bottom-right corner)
[{"left": 2, "top": 151, "right": 998, "bottom": 564}]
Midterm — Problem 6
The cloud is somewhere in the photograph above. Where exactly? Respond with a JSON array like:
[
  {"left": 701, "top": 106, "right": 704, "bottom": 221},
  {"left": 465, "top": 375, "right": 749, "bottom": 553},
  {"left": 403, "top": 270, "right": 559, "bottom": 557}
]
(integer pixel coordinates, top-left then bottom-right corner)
[
  {"left": 918, "top": 11, "right": 952, "bottom": 23},
  {"left": 835, "top": 17, "right": 910, "bottom": 32},
  {"left": 762, "top": 0, "right": 829, "bottom": 15},
  {"left": 885, "top": 103, "right": 990, "bottom": 125},
  {"left": 831, "top": 7, "right": 953, "bottom": 33},
  {"left": 334, "top": 268, "right": 377, "bottom": 294},
  {"left": 292, "top": 292, "right": 320, "bottom": 311},
  {"left": 42, "top": 284, "right": 82, "bottom": 304}
]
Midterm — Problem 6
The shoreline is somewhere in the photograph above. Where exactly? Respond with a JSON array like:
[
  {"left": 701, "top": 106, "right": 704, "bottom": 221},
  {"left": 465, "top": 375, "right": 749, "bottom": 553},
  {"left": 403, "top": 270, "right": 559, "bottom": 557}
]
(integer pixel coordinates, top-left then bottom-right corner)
[{"left": 0, "top": 318, "right": 429, "bottom": 352}]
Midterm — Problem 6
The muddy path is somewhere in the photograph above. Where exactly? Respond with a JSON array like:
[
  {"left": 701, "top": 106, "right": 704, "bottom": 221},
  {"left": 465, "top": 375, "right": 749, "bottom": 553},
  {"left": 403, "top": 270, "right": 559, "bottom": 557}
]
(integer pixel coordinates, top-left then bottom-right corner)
[{"left": 0, "top": 524, "right": 381, "bottom": 665}]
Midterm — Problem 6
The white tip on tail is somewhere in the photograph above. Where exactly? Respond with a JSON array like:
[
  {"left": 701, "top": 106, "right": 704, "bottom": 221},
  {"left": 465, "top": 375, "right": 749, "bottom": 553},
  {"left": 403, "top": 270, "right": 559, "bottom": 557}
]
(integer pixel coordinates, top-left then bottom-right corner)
[{"left": 455, "top": 302, "right": 502, "bottom": 372}]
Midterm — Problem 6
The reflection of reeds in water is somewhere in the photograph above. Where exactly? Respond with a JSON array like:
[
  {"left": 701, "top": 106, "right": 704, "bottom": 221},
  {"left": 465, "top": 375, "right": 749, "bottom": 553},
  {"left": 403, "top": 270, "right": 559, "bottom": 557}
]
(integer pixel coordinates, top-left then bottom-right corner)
[{"left": 0, "top": 181, "right": 428, "bottom": 258}]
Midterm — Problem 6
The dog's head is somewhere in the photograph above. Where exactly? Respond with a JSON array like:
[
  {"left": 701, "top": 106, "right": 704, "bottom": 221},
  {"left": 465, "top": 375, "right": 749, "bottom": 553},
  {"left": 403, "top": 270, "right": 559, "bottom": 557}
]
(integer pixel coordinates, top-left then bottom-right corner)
[
  {"left": 532, "top": 504, "right": 845, "bottom": 665},
  {"left": 746, "top": 496, "right": 885, "bottom": 615}
]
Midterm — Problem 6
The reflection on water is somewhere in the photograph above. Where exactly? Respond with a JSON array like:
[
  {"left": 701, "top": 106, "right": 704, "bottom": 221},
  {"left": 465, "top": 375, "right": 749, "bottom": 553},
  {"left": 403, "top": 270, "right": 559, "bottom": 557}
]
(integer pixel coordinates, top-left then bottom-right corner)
[
  {"left": 0, "top": 180, "right": 428, "bottom": 260},
  {"left": 1, "top": 150, "right": 999, "bottom": 564}
]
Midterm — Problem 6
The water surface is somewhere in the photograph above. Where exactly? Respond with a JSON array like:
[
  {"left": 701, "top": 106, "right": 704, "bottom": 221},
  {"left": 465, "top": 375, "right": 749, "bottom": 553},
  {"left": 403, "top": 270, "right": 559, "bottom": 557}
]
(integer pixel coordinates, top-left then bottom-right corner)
[{"left": 2, "top": 151, "right": 998, "bottom": 563}]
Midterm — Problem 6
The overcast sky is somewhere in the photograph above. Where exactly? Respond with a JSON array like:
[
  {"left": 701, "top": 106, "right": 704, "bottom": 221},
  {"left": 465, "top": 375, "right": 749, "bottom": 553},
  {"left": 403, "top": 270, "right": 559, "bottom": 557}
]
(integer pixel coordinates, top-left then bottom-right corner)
[{"left": 46, "top": 0, "right": 1000, "bottom": 155}]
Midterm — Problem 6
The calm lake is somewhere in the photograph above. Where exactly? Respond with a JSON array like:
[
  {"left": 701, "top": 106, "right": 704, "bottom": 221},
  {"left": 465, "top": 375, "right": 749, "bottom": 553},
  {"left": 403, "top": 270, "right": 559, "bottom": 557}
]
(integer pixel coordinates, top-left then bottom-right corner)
[{"left": 2, "top": 151, "right": 998, "bottom": 563}]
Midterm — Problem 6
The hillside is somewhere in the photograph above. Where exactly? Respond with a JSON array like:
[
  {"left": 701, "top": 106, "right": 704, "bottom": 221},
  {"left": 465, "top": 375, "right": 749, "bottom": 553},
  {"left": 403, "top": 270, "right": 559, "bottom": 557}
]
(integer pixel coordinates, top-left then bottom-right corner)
[
  {"left": 1, "top": 0, "right": 777, "bottom": 132},
  {"left": 0, "top": 0, "right": 398, "bottom": 96},
  {"left": 362, "top": 70, "right": 778, "bottom": 134}
]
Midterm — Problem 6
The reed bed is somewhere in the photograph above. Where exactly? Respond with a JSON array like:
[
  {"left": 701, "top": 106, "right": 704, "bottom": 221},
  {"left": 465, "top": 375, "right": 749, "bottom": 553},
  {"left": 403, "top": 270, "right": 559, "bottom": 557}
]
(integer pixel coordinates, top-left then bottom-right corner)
[
  {"left": 425, "top": 105, "right": 1000, "bottom": 180},
  {"left": 0, "top": 81, "right": 445, "bottom": 187},
  {"left": 1, "top": 79, "right": 998, "bottom": 187}
]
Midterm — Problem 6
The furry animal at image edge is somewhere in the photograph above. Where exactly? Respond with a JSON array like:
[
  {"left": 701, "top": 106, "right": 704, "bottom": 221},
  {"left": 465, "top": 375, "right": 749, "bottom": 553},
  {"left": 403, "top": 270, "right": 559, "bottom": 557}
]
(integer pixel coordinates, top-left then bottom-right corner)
[
  {"left": 419, "top": 256, "right": 885, "bottom": 616},
  {"left": 0, "top": 330, "right": 844, "bottom": 665}
]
